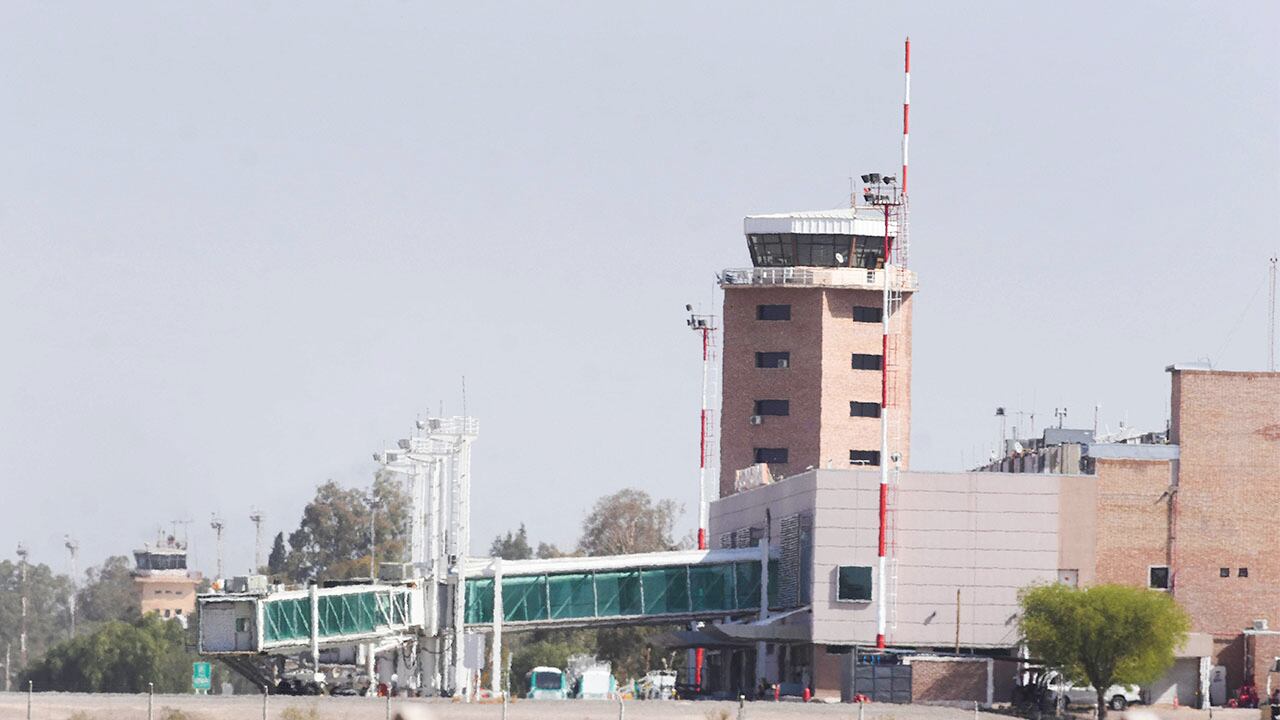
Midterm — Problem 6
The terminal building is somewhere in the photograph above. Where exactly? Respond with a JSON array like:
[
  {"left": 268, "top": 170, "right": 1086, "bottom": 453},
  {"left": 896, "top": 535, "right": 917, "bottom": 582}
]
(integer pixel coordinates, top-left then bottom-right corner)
[{"left": 694, "top": 205, "right": 1280, "bottom": 707}]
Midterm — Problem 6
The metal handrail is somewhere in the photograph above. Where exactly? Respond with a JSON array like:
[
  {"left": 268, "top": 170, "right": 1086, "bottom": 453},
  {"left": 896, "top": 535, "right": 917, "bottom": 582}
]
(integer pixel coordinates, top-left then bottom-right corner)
[{"left": 720, "top": 267, "right": 917, "bottom": 290}]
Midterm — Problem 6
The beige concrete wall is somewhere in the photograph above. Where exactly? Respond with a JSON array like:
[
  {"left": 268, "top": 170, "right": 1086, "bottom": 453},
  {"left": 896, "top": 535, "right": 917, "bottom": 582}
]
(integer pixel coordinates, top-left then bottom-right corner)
[
  {"left": 810, "top": 469, "right": 1063, "bottom": 648},
  {"left": 1057, "top": 474, "right": 1097, "bottom": 586},
  {"left": 710, "top": 468, "right": 1078, "bottom": 650},
  {"left": 708, "top": 471, "right": 819, "bottom": 547}
]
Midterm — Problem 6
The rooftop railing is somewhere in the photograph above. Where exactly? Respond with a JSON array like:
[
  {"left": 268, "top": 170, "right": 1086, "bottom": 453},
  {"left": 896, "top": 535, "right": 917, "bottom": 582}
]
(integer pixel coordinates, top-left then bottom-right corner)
[{"left": 720, "top": 266, "right": 918, "bottom": 291}]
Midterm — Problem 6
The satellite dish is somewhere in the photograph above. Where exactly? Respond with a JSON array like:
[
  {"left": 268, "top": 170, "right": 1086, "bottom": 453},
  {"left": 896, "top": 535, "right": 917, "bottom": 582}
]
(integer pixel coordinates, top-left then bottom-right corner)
[
  {"left": 835, "top": 252, "right": 846, "bottom": 264},
  {"left": 1013, "top": 441, "right": 1025, "bottom": 454}
]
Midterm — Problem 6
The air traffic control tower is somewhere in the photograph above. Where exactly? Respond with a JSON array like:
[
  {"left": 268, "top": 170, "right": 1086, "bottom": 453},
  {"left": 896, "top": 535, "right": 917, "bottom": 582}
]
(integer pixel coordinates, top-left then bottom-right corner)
[{"left": 718, "top": 202, "right": 917, "bottom": 498}]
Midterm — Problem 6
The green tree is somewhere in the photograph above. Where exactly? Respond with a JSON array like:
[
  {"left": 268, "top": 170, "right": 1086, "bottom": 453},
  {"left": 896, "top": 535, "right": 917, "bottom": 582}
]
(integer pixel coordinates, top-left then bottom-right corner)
[
  {"left": 535, "top": 542, "right": 567, "bottom": 559},
  {"left": 490, "top": 524, "right": 533, "bottom": 560},
  {"left": 285, "top": 475, "right": 408, "bottom": 582},
  {"left": 77, "top": 556, "right": 140, "bottom": 627},
  {"left": 23, "top": 614, "right": 197, "bottom": 693},
  {"left": 0, "top": 560, "right": 73, "bottom": 666},
  {"left": 1020, "top": 583, "right": 1189, "bottom": 719},
  {"left": 266, "top": 532, "right": 288, "bottom": 575},
  {"left": 577, "top": 488, "right": 681, "bottom": 556}
]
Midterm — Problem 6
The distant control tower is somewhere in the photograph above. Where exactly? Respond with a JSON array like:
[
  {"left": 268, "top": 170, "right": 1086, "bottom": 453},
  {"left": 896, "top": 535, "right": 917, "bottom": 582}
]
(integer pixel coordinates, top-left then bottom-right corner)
[{"left": 718, "top": 201, "right": 917, "bottom": 497}]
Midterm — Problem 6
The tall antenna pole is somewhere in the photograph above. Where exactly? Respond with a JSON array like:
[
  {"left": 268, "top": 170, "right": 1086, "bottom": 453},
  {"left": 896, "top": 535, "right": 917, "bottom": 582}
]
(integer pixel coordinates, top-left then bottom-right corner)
[
  {"left": 1269, "top": 256, "right": 1277, "bottom": 372},
  {"left": 64, "top": 536, "right": 79, "bottom": 638},
  {"left": 210, "top": 515, "right": 225, "bottom": 579},
  {"left": 902, "top": 36, "right": 910, "bottom": 197},
  {"left": 249, "top": 509, "right": 264, "bottom": 573},
  {"left": 16, "top": 543, "right": 28, "bottom": 671}
]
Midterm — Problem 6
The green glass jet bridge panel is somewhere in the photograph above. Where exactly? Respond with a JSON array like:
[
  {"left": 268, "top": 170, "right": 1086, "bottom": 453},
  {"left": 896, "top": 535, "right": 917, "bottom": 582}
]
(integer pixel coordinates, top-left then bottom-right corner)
[
  {"left": 464, "top": 560, "right": 780, "bottom": 628},
  {"left": 261, "top": 587, "right": 415, "bottom": 648}
]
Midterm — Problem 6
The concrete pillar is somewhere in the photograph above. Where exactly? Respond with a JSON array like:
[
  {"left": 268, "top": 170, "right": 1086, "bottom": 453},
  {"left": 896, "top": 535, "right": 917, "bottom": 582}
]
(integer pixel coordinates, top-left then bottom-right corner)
[
  {"left": 490, "top": 558, "right": 504, "bottom": 696},
  {"left": 309, "top": 585, "right": 320, "bottom": 671}
]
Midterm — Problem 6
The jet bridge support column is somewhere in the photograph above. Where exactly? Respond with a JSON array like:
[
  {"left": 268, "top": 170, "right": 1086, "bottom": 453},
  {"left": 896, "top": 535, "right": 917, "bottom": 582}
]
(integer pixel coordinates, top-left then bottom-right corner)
[
  {"left": 309, "top": 585, "right": 320, "bottom": 671},
  {"left": 490, "top": 557, "right": 503, "bottom": 696},
  {"left": 755, "top": 510, "right": 771, "bottom": 686}
]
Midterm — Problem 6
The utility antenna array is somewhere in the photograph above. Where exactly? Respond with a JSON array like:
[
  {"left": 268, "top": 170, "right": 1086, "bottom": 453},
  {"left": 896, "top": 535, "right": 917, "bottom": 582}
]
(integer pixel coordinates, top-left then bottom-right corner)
[
  {"left": 64, "top": 536, "right": 79, "bottom": 637},
  {"left": 686, "top": 305, "right": 719, "bottom": 551},
  {"left": 249, "top": 509, "right": 264, "bottom": 573},
  {"left": 210, "top": 515, "right": 226, "bottom": 580}
]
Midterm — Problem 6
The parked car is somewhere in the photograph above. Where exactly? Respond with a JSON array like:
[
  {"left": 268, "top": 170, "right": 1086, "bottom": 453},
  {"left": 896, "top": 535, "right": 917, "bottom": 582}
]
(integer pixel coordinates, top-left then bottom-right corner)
[{"left": 1047, "top": 672, "right": 1143, "bottom": 710}]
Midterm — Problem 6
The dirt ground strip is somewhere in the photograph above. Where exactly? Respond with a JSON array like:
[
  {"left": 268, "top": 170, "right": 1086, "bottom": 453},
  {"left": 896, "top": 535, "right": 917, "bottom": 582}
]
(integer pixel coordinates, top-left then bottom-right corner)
[{"left": 0, "top": 694, "right": 1264, "bottom": 720}]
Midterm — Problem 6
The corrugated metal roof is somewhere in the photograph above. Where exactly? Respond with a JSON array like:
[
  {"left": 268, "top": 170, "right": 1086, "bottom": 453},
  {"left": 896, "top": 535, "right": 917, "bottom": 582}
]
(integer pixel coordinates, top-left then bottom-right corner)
[{"left": 744, "top": 207, "right": 895, "bottom": 236}]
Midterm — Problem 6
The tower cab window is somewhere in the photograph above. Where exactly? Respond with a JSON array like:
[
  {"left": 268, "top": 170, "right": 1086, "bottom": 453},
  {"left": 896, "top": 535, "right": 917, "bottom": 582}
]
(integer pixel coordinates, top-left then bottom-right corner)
[
  {"left": 747, "top": 233, "right": 886, "bottom": 269},
  {"left": 757, "top": 304, "right": 791, "bottom": 321}
]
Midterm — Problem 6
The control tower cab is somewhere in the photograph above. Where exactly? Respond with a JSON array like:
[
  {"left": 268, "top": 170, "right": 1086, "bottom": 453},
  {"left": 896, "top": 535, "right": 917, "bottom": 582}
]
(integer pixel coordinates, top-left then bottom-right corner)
[{"left": 718, "top": 207, "right": 916, "bottom": 497}]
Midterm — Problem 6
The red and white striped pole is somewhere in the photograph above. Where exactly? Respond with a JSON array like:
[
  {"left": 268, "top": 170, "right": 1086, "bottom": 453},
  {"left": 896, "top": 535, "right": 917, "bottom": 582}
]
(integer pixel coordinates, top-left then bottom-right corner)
[
  {"left": 875, "top": 36, "right": 911, "bottom": 652},
  {"left": 877, "top": 202, "right": 890, "bottom": 651},
  {"left": 902, "top": 36, "right": 910, "bottom": 198}
]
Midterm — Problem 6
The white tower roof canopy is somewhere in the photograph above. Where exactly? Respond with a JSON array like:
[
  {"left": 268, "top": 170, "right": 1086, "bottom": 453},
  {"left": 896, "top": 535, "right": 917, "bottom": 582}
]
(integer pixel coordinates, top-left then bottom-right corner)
[{"left": 744, "top": 208, "right": 895, "bottom": 236}]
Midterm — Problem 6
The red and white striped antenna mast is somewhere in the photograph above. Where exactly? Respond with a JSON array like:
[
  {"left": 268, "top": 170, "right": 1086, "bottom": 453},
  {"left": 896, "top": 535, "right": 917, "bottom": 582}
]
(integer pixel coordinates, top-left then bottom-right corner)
[
  {"left": 902, "top": 36, "right": 910, "bottom": 197},
  {"left": 873, "top": 35, "right": 912, "bottom": 651}
]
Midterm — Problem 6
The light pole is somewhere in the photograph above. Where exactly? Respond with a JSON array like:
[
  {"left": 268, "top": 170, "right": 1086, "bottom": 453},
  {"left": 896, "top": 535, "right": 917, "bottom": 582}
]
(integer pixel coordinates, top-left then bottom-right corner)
[
  {"left": 65, "top": 536, "right": 79, "bottom": 637},
  {"left": 249, "top": 509, "right": 264, "bottom": 574},
  {"left": 210, "top": 515, "right": 226, "bottom": 580},
  {"left": 16, "top": 543, "right": 29, "bottom": 671}
]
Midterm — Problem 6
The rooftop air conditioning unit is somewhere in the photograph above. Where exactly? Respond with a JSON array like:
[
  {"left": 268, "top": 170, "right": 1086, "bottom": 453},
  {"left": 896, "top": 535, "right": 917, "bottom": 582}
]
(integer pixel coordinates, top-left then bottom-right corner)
[
  {"left": 777, "top": 359, "right": 789, "bottom": 369},
  {"left": 749, "top": 415, "right": 763, "bottom": 426},
  {"left": 1254, "top": 619, "right": 1269, "bottom": 631}
]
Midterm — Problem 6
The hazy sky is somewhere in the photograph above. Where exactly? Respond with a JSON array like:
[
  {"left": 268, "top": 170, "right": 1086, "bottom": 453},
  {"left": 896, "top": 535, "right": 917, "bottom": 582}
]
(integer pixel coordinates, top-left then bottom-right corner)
[{"left": 3, "top": 2, "right": 1277, "bottom": 576}]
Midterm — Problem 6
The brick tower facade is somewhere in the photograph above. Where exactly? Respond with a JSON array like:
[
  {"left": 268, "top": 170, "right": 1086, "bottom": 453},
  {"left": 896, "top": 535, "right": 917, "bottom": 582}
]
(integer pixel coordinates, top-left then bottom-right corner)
[{"left": 718, "top": 209, "right": 916, "bottom": 497}]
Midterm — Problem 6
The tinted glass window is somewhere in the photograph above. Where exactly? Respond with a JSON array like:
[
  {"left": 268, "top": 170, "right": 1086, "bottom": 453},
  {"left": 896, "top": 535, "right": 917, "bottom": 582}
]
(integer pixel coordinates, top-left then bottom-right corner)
[
  {"left": 850, "top": 402, "right": 881, "bottom": 418},
  {"left": 849, "top": 450, "right": 880, "bottom": 466},
  {"left": 754, "top": 448, "right": 789, "bottom": 464},
  {"left": 757, "top": 304, "right": 791, "bottom": 321},
  {"left": 851, "top": 354, "right": 882, "bottom": 371},
  {"left": 755, "top": 400, "right": 790, "bottom": 416},
  {"left": 852, "top": 306, "right": 882, "bottom": 323},
  {"left": 756, "top": 352, "right": 790, "bottom": 369},
  {"left": 837, "top": 566, "right": 873, "bottom": 601},
  {"left": 1149, "top": 566, "right": 1170, "bottom": 589}
]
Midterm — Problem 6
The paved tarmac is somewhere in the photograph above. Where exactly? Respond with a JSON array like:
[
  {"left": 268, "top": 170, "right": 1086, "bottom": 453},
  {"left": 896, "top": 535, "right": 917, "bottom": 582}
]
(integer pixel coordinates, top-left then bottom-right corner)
[{"left": 0, "top": 693, "right": 1265, "bottom": 720}]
